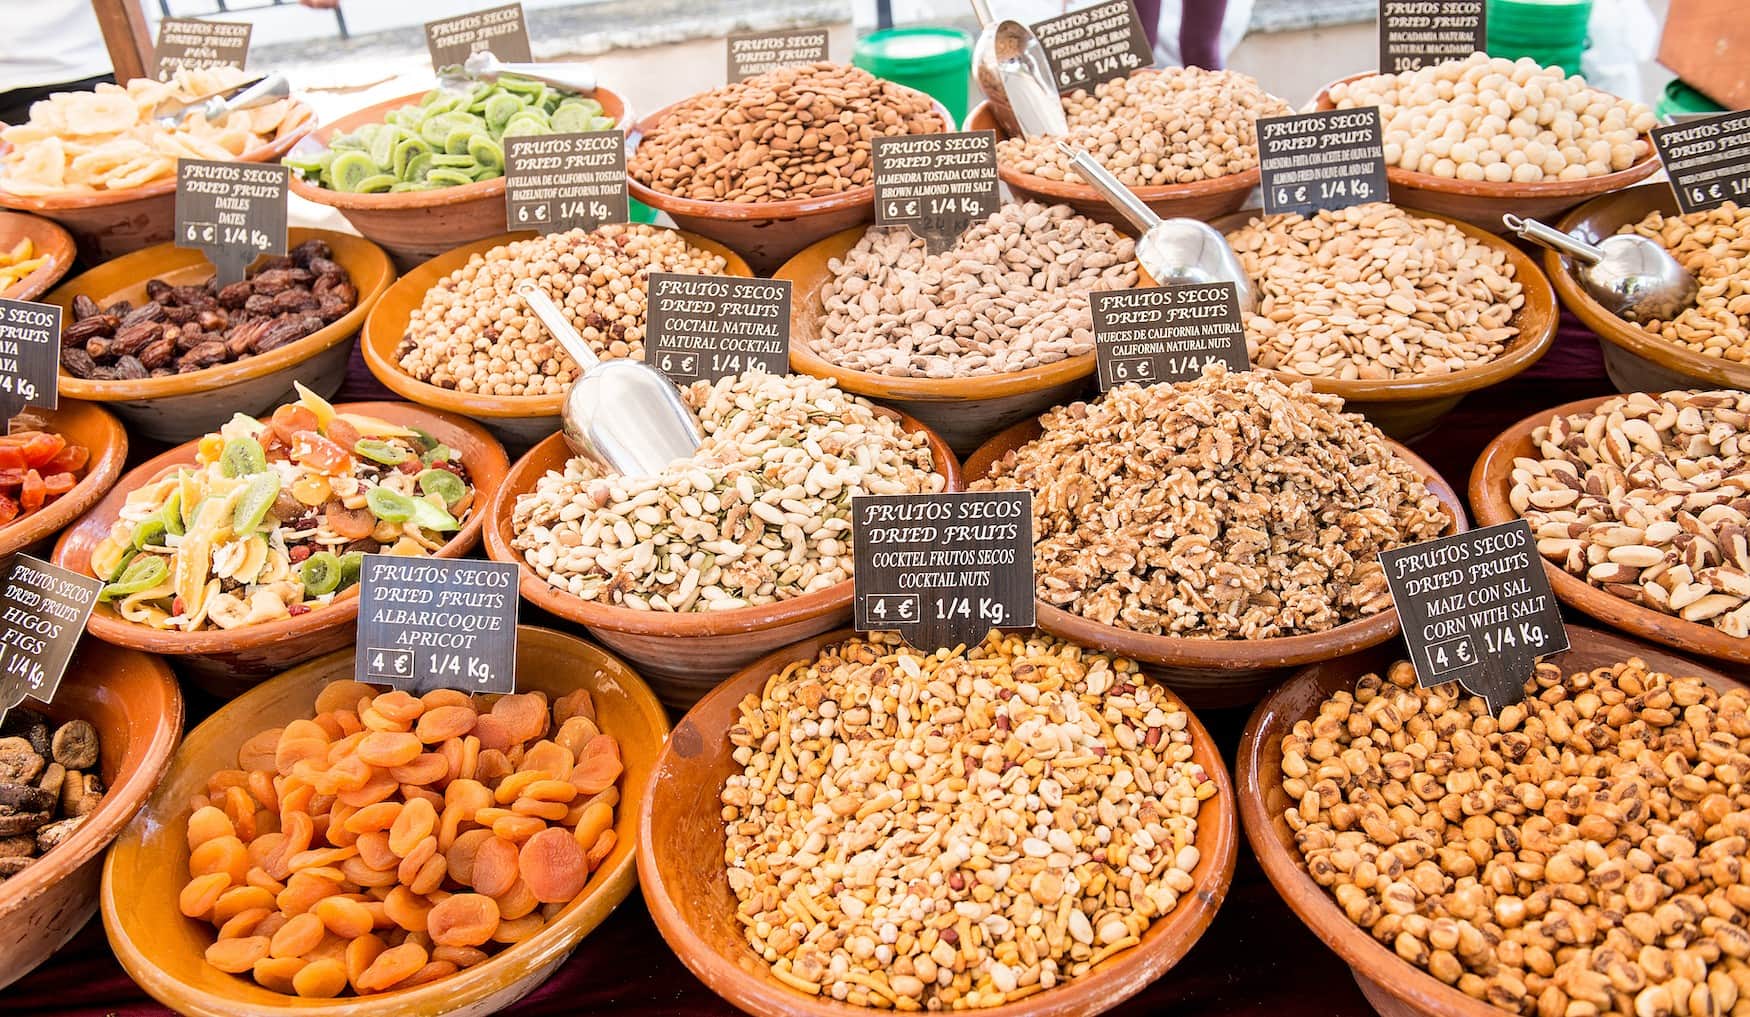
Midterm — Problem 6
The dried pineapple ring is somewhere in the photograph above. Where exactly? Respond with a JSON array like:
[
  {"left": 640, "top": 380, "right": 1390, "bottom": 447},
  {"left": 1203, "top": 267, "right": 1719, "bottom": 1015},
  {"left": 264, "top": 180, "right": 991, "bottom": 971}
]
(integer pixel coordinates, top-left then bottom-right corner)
[{"left": 64, "top": 89, "right": 140, "bottom": 135}]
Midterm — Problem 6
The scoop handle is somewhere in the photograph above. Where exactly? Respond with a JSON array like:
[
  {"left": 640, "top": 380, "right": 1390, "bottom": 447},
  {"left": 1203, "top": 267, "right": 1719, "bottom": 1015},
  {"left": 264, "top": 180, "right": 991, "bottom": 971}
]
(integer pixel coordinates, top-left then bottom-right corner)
[
  {"left": 466, "top": 51, "right": 597, "bottom": 93},
  {"left": 517, "top": 280, "right": 602, "bottom": 370},
  {"left": 969, "top": 0, "right": 995, "bottom": 27},
  {"left": 1502, "top": 213, "right": 1603, "bottom": 266},
  {"left": 1058, "top": 141, "right": 1161, "bottom": 235}
]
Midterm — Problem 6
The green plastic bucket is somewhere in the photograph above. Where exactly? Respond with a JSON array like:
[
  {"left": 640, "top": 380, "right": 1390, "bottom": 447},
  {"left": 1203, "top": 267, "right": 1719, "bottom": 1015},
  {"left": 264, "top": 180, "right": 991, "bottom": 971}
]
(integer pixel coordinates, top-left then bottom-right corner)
[
  {"left": 854, "top": 27, "right": 975, "bottom": 126},
  {"left": 1487, "top": 0, "right": 1590, "bottom": 55},
  {"left": 1657, "top": 78, "right": 1726, "bottom": 121}
]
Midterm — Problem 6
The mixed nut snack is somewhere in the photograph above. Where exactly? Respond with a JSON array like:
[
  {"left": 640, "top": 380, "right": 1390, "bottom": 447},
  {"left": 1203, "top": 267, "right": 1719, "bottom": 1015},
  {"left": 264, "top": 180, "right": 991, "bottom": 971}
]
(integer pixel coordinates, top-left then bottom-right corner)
[
  {"left": 1620, "top": 203, "right": 1750, "bottom": 360},
  {"left": 971, "top": 368, "right": 1451, "bottom": 638},
  {"left": 0, "top": 418, "right": 89, "bottom": 527},
  {"left": 1227, "top": 202, "right": 1526, "bottom": 380},
  {"left": 724, "top": 631, "right": 1215, "bottom": 1009},
  {"left": 1282, "top": 655, "right": 1750, "bottom": 1017},
  {"left": 812, "top": 202, "right": 1138, "bottom": 378},
  {"left": 60, "top": 238, "right": 358, "bottom": 381},
  {"left": 996, "top": 67, "right": 1291, "bottom": 187},
  {"left": 512, "top": 372, "right": 945, "bottom": 611},
  {"left": 628, "top": 62, "right": 942, "bottom": 202},
  {"left": 180, "top": 681, "right": 621, "bottom": 997},
  {"left": 397, "top": 225, "right": 728, "bottom": 397},
  {"left": 0, "top": 709, "right": 104, "bottom": 880}
]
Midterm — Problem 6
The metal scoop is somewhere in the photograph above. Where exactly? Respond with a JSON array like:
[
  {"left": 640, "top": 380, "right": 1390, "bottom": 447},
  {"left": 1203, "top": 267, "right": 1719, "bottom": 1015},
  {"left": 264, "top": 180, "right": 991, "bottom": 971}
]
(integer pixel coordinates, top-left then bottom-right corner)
[
  {"left": 1503, "top": 213, "right": 1698, "bottom": 324},
  {"left": 516, "top": 280, "right": 701, "bottom": 477},
  {"left": 971, "top": 1, "right": 1066, "bottom": 136},
  {"left": 439, "top": 51, "right": 597, "bottom": 95},
  {"left": 153, "top": 72, "right": 290, "bottom": 128}
]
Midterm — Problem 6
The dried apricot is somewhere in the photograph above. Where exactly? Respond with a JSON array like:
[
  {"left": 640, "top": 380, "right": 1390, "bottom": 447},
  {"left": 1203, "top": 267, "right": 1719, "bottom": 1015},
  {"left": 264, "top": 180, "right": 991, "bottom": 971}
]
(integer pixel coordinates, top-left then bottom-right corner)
[
  {"left": 400, "top": 960, "right": 459, "bottom": 988},
  {"left": 572, "top": 801, "right": 614, "bottom": 854},
  {"left": 270, "top": 912, "right": 325, "bottom": 958},
  {"left": 522, "top": 741, "right": 574, "bottom": 780},
  {"left": 512, "top": 798, "right": 570, "bottom": 822},
  {"left": 389, "top": 753, "right": 448, "bottom": 785},
  {"left": 494, "top": 878, "right": 539, "bottom": 920},
  {"left": 314, "top": 896, "right": 375, "bottom": 939},
  {"left": 236, "top": 728, "right": 282, "bottom": 772},
  {"left": 213, "top": 885, "right": 277, "bottom": 925},
  {"left": 293, "top": 957, "right": 349, "bottom": 998},
  {"left": 552, "top": 688, "right": 595, "bottom": 726},
  {"left": 420, "top": 688, "right": 472, "bottom": 711},
  {"left": 388, "top": 797, "right": 437, "bottom": 856},
  {"left": 345, "top": 933, "right": 386, "bottom": 989},
  {"left": 396, "top": 835, "right": 438, "bottom": 884},
  {"left": 491, "top": 913, "right": 545, "bottom": 944},
  {"left": 217, "top": 908, "right": 271, "bottom": 941},
  {"left": 469, "top": 836, "right": 519, "bottom": 897},
  {"left": 584, "top": 830, "right": 617, "bottom": 870},
  {"left": 427, "top": 893, "right": 500, "bottom": 947},
  {"left": 383, "top": 885, "right": 432, "bottom": 933},
  {"left": 519, "top": 827, "right": 591, "bottom": 904},
  {"left": 408, "top": 853, "right": 447, "bottom": 896},
  {"left": 490, "top": 693, "right": 549, "bottom": 743},
  {"left": 356, "top": 941, "right": 427, "bottom": 992},
  {"left": 371, "top": 690, "right": 425, "bottom": 726},
  {"left": 316, "top": 681, "right": 377, "bottom": 715},
  {"left": 252, "top": 956, "right": 306, "bottom": 994},
  {"left": 491, "top": 813, "right": 547, "bottom": 843},
  {"left": 190, "top": 835, "right": 250, "bottom": 887},
  {"left": 186, "top": 805, "right": 236, "bottom": 849},
  {"left": 432, "top": 945, "right": 489, "bottom": 969},
  {"left": 416, "top": 706, "right": 477, "bottom": 744},
  {"left": 357, "top": 731, "right": 423, "bottom": 768},
  {"left": 554, "top": 716, "right": 600, "bottom": 757},
  {"left": 180, "top": 872, "right": 231, "bottom": 919}
]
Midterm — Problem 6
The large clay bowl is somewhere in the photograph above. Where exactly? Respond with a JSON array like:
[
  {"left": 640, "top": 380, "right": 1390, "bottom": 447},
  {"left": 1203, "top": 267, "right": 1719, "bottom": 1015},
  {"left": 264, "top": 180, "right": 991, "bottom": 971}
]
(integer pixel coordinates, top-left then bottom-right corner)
[
  {"left": 362, "top": 227, "right": 753, "bottom": 450},
  {"left": 484, "top": 412, "right": 962, "bottom": 709},
  {"left": 288, "top": 88, "right": 628, "bottom": 272},
  {"left": 0, "top": 400, "right": 128, "bottom": 561},
  {"left": 102, "top": 625, "right": 668, "bottom": 1017},
  {"left": 965, "top": 415, "right": 1469, "bottom": 709},
  {"left": 1471, "top": 394, "right": 1750, "bottom": 669},
  {"left": 43, "top": 228, "right": 394, "bottom": 443},
  {"left": 1205, "top": 205, "right": 1560, "bottom": 440},
  {"left": 1312, "top": 72, "right": 1661, "bottom": 232},
  {"left": 0, "top": 211, "right": 74, "bottom": 301},
  {"left": 51, "top": 401, "right": 509, "bottom": 694},
  {"left": 639, "top": 627, "right": 1239, "bottom": 1017},
  {"left": 1238, "top": 625, "right": 1739, "bottom": 1017},
  {"left": 778, "top": 226, "right": 1098, "bottom": 457},
  {"left": 0, "top": 640, "right": 182, "bottom": 990}
]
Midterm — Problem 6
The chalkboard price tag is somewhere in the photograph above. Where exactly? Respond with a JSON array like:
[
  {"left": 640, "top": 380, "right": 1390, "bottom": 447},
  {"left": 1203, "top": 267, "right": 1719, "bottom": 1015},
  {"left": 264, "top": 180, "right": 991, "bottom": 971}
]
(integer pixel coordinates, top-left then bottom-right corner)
[
  {"left": 174, "top": 157, "right": 289, "bottom": 287},
  {"left": 1091, "top": 282, "right": 1249, "bottom": 390},
  {"left": 1257, "top": 108, "right": 1389, "bottom": 218},
  {"left": 504, "top": 131, "right": 628, "bottom": 235},
  {"left": 0, "top": 299, "right": 61, "bottom": 425},
  {"left": 355, "top": 556, "right": 519, "bottom": 694},
  {"left": 1651, "top": 110, "right": 1750, "bottom": 215},
  {"left": 1381, "top": 520, "right": 1569, "bottom": 715},
  {"left": 1378, "top": 1, "right": 1485, "bottom": 75},
  {"left": 646, "top": 273, "right": 791, "bottom": 384},
  {"left": 0, "top": 555, "right": 102, "bottom": 726},
  {"left": 425, "top": 3, "right": 532, "bottom": 73},
  {"left": 1032, "top": 0, "right": 1154, "bottom": 93},
  {"left": 852, "top": 491, "right": 1035, "bottom": 652},
  {"left": 727, "top": 27, "right": 830, "bottom": 82},
  {"left": 872, "top": 131, "right": 1000, "bottom": 253},
  {"left": 155, "top": 17, "right": 252, "bottom": 80}
]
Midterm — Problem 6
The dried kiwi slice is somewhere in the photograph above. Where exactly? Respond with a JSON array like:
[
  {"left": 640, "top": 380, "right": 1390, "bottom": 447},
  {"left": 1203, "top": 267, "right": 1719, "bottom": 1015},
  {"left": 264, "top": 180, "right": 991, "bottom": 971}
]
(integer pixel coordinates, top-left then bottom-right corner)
[
  {"left": 392, "top": 136, "right": 433, "bottom": 180},
  {"left": 425, "top": 168, "right": 475, "bottom": 188},
  {"left": 417, "top": 468, "right": 467, "bottom": 508},
  {"left": 101, "top": 556, "right": 167, "bottom": 601},
  {"left": 220, "top": 437, "right": 266, "bottom": 478},
  {"left": 328, "top": 150, "right": 382, "bottom": 194},
  {"left": 367, "top": 487, "right": 415, "bottom": 523},
  {"left": 299, "top": 551, "right": 343, "bottom": 597},
  {"left": 468, "top": 136, "right": 503, "bottom": 173},
  {"left": 483, "top": 92, "right": 522, "bottom": 132},
  {"left": 233, "top": 473, "right": 282, "bottom": 535},
  {"left": 443, "top": 126, "right": 478, "bottom": 157},
  {"left": 130, "top": 518, "right": 166, "bottom": 550},
  {"left": 338, "top": 551, "right": 364, "bottom": 590},
  {"left": 354, "top": 438, "right": 410, "bottom": 466},
  {"left": 352, "top": 174, "right": 398, "bottom": 194}
]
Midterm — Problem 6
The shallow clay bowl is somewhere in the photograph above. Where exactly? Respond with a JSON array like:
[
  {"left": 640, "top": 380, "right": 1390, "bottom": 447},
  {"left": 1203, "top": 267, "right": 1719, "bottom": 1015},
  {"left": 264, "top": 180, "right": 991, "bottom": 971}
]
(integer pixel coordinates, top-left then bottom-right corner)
[
  {"left": 362, "top": 227, "right": 753, "bottom": 450},
  {"left": 42, "top": 227, "right": 394, "bottom": 443},
  {"left": 965, "top": 416, "right": 1469, "bottom": 709},
  {"left": 102, "top": 625, "right": 668, "bottom": 1017},
  {"left": 0, "top": 640, "right": 182, "bottom": 991},
  {"left": 1551, "top": 183, "right": 1750, "bottom": 393},
  {"left": 778, "top": 226, "right": 1097, "bottom": 457},
  {"left": 288, "top": 88, "right": 627, "bottom": 272},
  {"left": 484, "top": 410, "right": 962, "bottom": 709},
  {"left": 0, "top": 101, "right": 315, "bottom": 261},
  {"left": 1238, "top": 624, "right": 1739, "bottom": 1017},
  {"left": 639, "top": 627, "right": 1239, "bottom": 1017},
  {"left": 966, "top": 101, "right": 1259, "bottom": 228},
  {"left": 1204, "top": 205, "right": 1560, "bottom": 440},
  {"left": 51, "top": 400, "right": 509, "bottom": 694},
  {"left": 0, "top": 400, "right": 128, "bottom": 561},
  {"left": 1311, "top": 72, "right": 1661, "bottom": 232},
  {"left": 1471, "top": 394, "right": 1750, "bottom": 669},
  {"left": 0, "top": 211, "right": 74, "bottom": 301}
]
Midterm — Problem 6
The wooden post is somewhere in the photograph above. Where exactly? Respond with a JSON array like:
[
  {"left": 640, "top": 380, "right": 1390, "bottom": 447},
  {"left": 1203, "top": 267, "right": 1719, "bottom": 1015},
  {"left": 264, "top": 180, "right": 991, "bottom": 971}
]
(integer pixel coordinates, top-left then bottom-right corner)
[{"left": 91, "top": 0, "right": 156, "bottom": 83}]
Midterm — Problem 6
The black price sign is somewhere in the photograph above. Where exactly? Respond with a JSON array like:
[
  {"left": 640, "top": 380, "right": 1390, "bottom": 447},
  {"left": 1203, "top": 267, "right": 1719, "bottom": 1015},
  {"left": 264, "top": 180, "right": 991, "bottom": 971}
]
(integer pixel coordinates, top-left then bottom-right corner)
[
  {"left": 872, "top": 131, "right": 1000, "bottom": 252},
  {"left": 425, "top": 3, "right": 532, "bottom": 72},
  {"left": 0, "top": 299, "right": 60, "bottom": 424},
  {"left": 1381, "top": 520, "right": 1569, "bottom": 715},
  {"left": 0, "top": 555, "right": 101, "bottom": 726},
  {"left": 852, "top": 491, "right": 1035, "bottom": 652},
  {"left": 1378, "top": 1, "right": 1485, "bottom": 75},
  {"left": 1091, "top": 283, "right": 1248, "bottom": 390},
  {"left": 646, "top": 273, "right": 791, "bottom": 384},
  {"left": 1258, "top": 108, "right": 1388, "bottom": 218},
  {"left": 355, "top": 556, "right": 519, "bottom": 694},
  {"left": 174, "top": 158, "right": 289, "bottom": 287},
  {"left": 1032, "top": 0, "right": 1154, "bottom": 93},
  {"left": 504, "top": 131, "right": 628, "bottom": 235},
  {"left": 1652, "top": 110, "right": 1750, "bottom": 215},
  {"left": 154, "top": 17, "right": 252, "bottom": 80},
  {"left": 727, "top": 27, "right": 830, "bottom": 82}
]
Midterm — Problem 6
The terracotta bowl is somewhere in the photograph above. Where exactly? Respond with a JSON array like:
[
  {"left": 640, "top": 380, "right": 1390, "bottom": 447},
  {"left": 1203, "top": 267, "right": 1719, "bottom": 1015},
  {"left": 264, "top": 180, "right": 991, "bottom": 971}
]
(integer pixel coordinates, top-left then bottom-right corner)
[
  {"left": 1311, "top": 72, "right": 1661, "bottom": 232},
  {"left": 1237, "top": 624, "right": 1739, "bottom": 1017},
  {"left": 639, "top": 627, "right": 1239, "bottom": 1017},
  {"left": 965, "top": 102, "right": 1259, "bottom": 228},
  {"left": 361, "top": 228, "right": 754, "bottom": 450},
  {"left": 484, "top": 411, "right": 962, "bottom": 709},
  {"left": 778, "top": 226, "right": 1099, "bottom": 457},
  {"left": 42, "top": 227, "right": 395, "bottom": 443},
  {"left": 965, "top": 415, "right": 1469, "bottom": 709},
  {"left": 1203, "top": 205, "right": 1560, "bottom": 441},
  {"left": 288, "top": 88, "right": 628, "bottom": 272},
  {"left": 1471, "top": 394, "right": 1750, "bottom": 670},
  {"left": 0, "top": 210, "right": 74, "bottom": 301},
  {"left": 51, "top": 400, "right": 509, "bottom": 694},
  {"left": 627, "top": 94, "right": 952, "bottom": 275},
  {"left": 102, "top": 625, "right": 669, "bottom": 1017},
  {"left": 0, "top": 400, "right": 128, "bottom": 561},
  {"left": 0, "top": 640, "right": 182, "bottom": 991},
  {"left": 0, "top": 102, "right": 315, "bottom": 262},
  {"left": 1549, "top": 182, "right": 1750, "bottom": 393}
]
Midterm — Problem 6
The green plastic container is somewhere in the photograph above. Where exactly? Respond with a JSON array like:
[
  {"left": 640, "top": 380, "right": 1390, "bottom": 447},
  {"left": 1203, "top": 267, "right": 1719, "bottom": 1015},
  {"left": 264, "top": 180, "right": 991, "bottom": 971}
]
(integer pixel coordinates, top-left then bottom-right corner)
[
  {"left": 1657, "top": 78, "right": 1726, "bottom": 121},
  {"left": 1487, "top": 0, "right": 1590, "bottom": 55},
  {"left": 630, "top": 196, "right": 658, "bottom": 225},
  {"left": 854, "top": 27, "right": 974, "bottom": 126}
]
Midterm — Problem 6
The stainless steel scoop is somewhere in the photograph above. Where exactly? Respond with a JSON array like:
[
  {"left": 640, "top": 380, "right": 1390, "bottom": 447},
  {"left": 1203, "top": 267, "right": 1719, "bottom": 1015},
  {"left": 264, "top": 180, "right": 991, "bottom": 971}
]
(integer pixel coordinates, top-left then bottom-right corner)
[
  {"left": 153, "top": 72, "right": 290, "bottom": 128},
  {"left": 516, "top": 280, "right": 701, "bottom": 477},
  {"left": 1503, "top": 213, "right": 1698, "bottom": 324},
  {"left": 971, "top": 2, "right": 1066, "bottom": 136},
  {"left": 439, "top": 51, "right": 598, "bottom": 94}
]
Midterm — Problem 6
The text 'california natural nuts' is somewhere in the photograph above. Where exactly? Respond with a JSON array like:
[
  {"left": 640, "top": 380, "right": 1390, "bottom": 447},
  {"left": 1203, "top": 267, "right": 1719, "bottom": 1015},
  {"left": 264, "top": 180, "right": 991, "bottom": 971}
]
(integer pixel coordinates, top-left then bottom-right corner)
[
  {"left": 1227, "top": 202, "right": 1525, "bottom": 380},
  {"left": 1621, "top": 203, "right": 1750, "bottom": 361}
]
